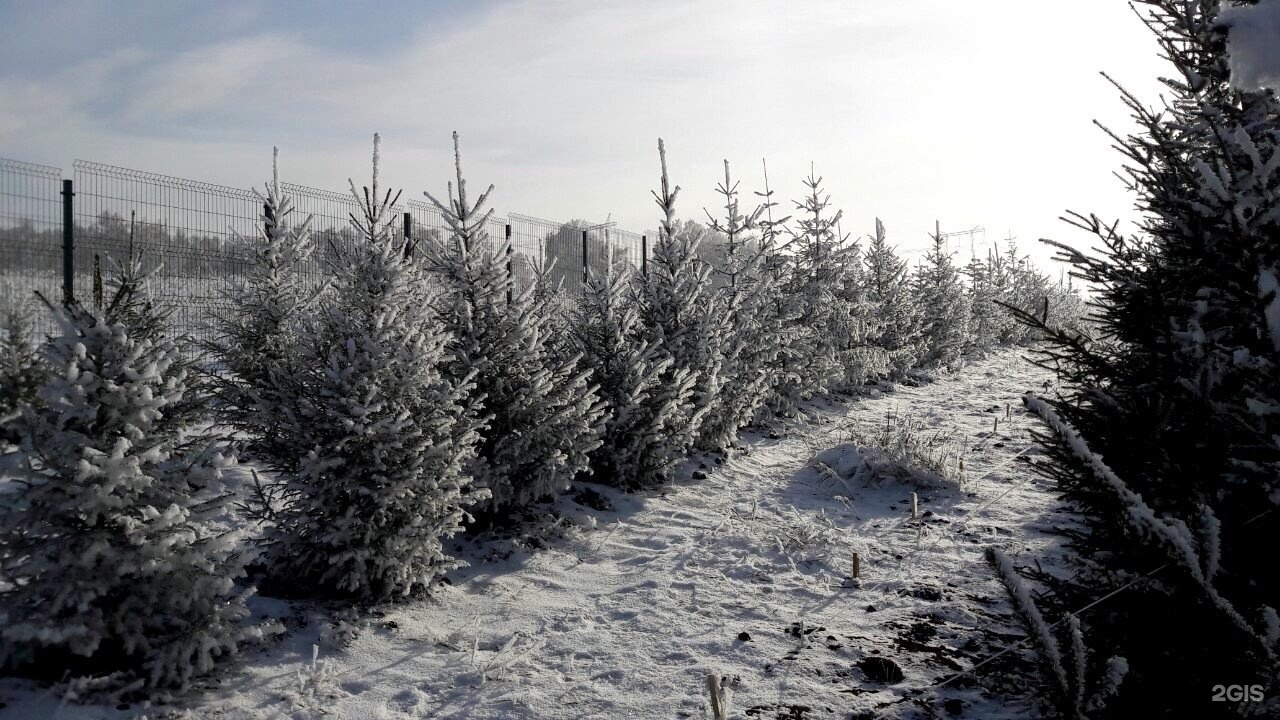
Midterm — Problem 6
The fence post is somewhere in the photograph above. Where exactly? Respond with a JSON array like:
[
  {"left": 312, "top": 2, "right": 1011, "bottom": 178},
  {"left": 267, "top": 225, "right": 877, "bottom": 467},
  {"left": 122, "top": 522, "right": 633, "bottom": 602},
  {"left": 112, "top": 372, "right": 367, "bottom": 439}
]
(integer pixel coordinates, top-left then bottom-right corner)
[
  {"left": 581, "top": 229, "right": 589, "bottom": 287},
  {"left": 404, "top": 212, "right": 413, "bottom": 259},
  {"left": 505, "top": 223, "right": 513, "bottom": 305},
  {"left": 263, "top": 201, "right": 276, "bottom": 241},
  {"left": 641, "top": 234, "right": 647, "bottom": 277},
  {"left": 61, "top": 179, "right": 74, "bottom": 305}
]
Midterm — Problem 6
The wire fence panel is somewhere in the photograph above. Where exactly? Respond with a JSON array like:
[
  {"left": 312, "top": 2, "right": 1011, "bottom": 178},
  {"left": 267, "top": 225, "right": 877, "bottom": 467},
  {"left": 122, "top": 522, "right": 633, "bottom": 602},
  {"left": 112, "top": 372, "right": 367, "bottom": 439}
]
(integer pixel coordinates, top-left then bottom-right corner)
[
  {"left": 72, "top": 161, "right": 261, "bottom": 348},
  {"left": 509, "top": 212, "right": 566, "bottom": 293},
  {"left": 505, "top": 212, "right": 548, "bottom": 295},
  {"left": 0, "top": 158, "right": 64, "bottom": 337},
  {"left": 404, "top": 198, "right": 450, "bottom": 260},
  {"left": 4, "top": 156, "right": 648, "bottom": 355},
  {"left": 612, "top": 228, "right": 645, "bottom": 276},
  {"left": 279, "top": 181, "right": 389, "bottom": 289}
]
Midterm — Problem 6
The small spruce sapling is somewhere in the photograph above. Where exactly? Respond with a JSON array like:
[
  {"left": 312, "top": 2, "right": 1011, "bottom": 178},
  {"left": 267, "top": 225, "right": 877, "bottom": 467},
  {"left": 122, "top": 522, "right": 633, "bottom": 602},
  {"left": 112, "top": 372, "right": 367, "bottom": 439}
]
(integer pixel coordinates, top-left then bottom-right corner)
[
  {"left": 751, "top": 159, "right": 808, "bottom": 420},
  {"left": 632, "top": 139, "right": 721, "bottom": 452},
  {"left": 206, "top": 147, "right": 320, "bottom": 468},
  {"left": 913, "top": 220, "right": 971, "bottom": 368},
  {"left": 266, "top": 134, "right": 485, "bottom": 598},
  {"left": 569, "top": 244, "right": 697, "bottom": 487},
  {"left": 423, "top": 132, "right": 606, "bottom": 514},
  {"left": 777, "top": 165, "right": 855, "bottom": 396},
  {"left": 697, "top": 160, "right": 782, "bottom": 449},
  {"left": 629, "top": 139, "right": 721, "bottom": 450},
  {"left": 863, "top": 219, "right": 922, "bottom": 378},
  {"left": 0, "top": 254, "right": 274, "bottom": 689}
]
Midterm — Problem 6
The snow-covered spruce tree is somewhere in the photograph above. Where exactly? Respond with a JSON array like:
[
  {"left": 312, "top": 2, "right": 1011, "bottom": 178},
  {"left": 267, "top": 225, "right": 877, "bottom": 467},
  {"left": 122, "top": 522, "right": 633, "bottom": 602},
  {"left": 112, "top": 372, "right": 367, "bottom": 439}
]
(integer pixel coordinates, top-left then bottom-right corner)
[
  {"left": 829, "top": 230, "right": 888, "bottom": 389},
  {"left": 750, "top": 159, "right": 808, "bottom": 421},
  {"left": 1005, "top": 3, "right": 1280, "bottom": 716},
  {"left": 696, "top": 160, "right": 783, "bottom": 449},
  {"left": 632, "top": 139, "right": 723, "bottom": 450},
  {"left": 781, "top": 166, "right": 877, "bottom": 393},
  {"left": 0, "top": 295, "right": 43, "bottom": 445},
  {"left": 524, "top": 254, "right": 579, "bottom": 365},
  {"left": 0, "top": 255, "right": 273, "bottom": 689},
  {"left": 206, "top": 148, "right": 319, "bottom": 466},
  {"left": 863, "top": 219, "right": 923, "bottom": 377},
  {"left": 962, "top": 248, "right": 1012, "bottom": 353},
  {"left": 568, "top": 247, "right": 696, "bottom": 487},
  {"left": 265, "top": 135, "right": 484, "bottom": 599},
  {"left": 422, "top": 132, "right": 605, "bottom": 514},
  {"left": 1042, "top": 273, "right": 1088, "bottom": 335},
  {"left": 912, "top": 221, "right": 970, "bottom": 369},
  {"left": 1000, "top": 241, "right": 1055, "bottom": 346},
  {"left": 977, "top": 239, "right": 1088, "bottom": 349}
]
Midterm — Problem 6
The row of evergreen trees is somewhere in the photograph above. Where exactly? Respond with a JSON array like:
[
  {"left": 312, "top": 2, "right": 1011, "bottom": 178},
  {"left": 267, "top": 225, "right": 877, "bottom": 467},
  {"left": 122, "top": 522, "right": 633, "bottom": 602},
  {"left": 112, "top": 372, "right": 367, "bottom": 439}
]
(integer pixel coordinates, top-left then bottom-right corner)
[{"left": 0, "top": 134, "right": 1080, "bottom": 691}]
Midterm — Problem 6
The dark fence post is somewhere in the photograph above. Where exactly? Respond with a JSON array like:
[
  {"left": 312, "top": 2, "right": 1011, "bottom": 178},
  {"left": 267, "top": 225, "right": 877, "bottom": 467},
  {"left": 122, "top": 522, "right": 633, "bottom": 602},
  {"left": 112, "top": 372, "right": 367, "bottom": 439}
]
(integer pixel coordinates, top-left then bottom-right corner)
[
  {"left": 505, "top": 223, "right": 513, "bottom": 306},
  {"left": 263, "top": 201, "right": 275, "bottom": 241},
  {"left": 61, "top": 179, "right": 74, "bottom": 305},
  {"left": 403, "top": 212, "right": 413, "bottom": 258},
  {"left": 581, "top": 229, "right": 589, "bottom": 287},
  {"left": 641, "top": 234, "right": 647, "bottom": 277}
]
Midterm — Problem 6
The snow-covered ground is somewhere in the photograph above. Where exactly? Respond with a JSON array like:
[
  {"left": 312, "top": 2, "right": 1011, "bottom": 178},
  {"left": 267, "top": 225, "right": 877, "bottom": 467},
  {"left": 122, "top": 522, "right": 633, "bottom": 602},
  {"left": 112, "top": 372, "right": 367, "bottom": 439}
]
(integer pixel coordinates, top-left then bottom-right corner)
[{"left": 0, "top": 349, "right": 1072, "bottom": 720}]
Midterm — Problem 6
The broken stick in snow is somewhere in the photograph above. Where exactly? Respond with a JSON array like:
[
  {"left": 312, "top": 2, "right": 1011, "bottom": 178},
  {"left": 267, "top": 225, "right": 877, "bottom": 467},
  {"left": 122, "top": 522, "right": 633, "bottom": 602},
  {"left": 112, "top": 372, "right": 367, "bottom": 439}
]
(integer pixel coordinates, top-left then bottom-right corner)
[{"left": 706, "top": 674, "right": 727, "bottom": 720}]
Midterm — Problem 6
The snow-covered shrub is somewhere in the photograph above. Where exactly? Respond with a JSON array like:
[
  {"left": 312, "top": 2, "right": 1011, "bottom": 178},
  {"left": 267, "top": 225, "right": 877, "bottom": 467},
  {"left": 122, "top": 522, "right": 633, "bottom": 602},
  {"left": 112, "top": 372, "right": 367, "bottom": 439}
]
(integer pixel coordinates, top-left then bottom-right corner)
[
  {"left": 265, "top": 136, "right": 485, "bottom": 599},
  {"left": 845, "top": 408, "right": 966, "bottom": 486},
  {"left": 423, "top": 132, "right": 605, "bottom": 514},
  {"left": 913, "top": 221, "right": 970, "bottom": 368},
  {"left": 632, "top": 139, "right": 722, "bottom": 449},
  {"left": 863, "top": 219, "right": 922, "bottom": 379},
  {"left": 1008, "top": 2, "right": 1280, "bottom": 714},
  {"left": 568, "top": 248, "right": 696, "bottom": 488},
  {"left": 0, "top": 293, "right": 43, "bottom": 444},
  {"left": 997, "top": 242, "right": 1054, "bottom": 346},
  {"left": 286, "top": 644, "right": 340, "bottom": 712},
  {"left": 206, "top": 148, "right": 319, "bottom": 466},
  {"left": 0, "top": 254, "right": 273, "bottom": 689},
  {"left": 986, "top": 548, "right": 1126, "bottom": 719}
]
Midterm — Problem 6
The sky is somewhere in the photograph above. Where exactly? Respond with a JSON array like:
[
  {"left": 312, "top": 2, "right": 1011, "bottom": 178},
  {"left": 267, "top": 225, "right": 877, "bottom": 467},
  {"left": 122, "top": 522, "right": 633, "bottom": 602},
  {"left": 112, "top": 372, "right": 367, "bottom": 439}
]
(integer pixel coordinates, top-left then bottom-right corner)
[{"left": 0, "top": 0, "right": 1171, "bottom": 269}]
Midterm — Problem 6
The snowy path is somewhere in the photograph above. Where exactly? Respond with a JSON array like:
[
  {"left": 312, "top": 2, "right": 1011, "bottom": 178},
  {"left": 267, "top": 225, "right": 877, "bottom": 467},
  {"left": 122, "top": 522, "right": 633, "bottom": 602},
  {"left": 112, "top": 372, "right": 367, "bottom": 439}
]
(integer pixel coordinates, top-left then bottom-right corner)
[{"left": 0, "top": 350, "right": 1067, "bottom": 720}]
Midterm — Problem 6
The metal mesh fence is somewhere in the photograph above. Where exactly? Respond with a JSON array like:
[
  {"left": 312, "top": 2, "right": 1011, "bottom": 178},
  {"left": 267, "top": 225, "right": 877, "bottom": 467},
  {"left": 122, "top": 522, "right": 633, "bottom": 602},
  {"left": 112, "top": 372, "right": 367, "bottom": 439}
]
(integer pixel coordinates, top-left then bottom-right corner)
[
  {"left": 0, "top": 159, "right": 65, "bottom": 338},
  {"left": 611, "top": 228, "right": 646, "bottom": 275},
  {"left": 404, "top": 198, "right": 450, "bottom": 260},
  {"left": 72, "top": 160, "right": 261, "bottom": 347},
  {"left": 508, "top": 212, "right": 560, "bottom": 292},
  {"left": 281, "top": 181, "right": 366, "bottom": 275},
  {"left": 1, "top": 156, "right": 649, "bottom": 353}
]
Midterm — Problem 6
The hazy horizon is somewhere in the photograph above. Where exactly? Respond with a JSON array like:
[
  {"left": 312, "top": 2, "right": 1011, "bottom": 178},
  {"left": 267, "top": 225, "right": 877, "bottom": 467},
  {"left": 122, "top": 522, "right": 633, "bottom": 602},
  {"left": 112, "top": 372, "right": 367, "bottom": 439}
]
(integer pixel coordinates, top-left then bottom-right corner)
[{"left": 1, "top": 0, "right": 1170, "bottom": 268}]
